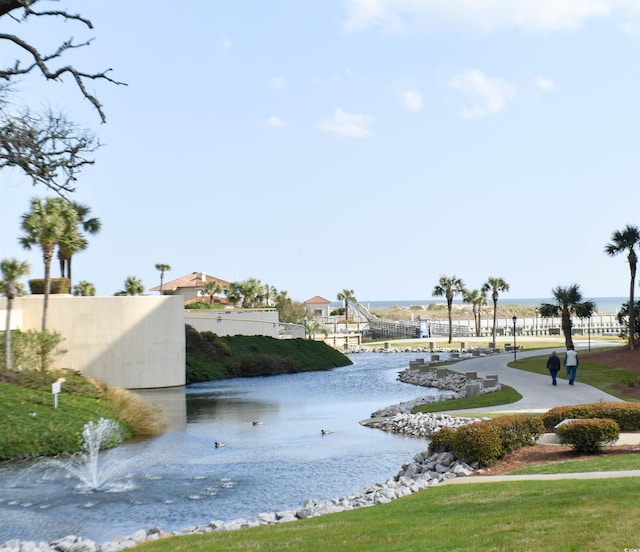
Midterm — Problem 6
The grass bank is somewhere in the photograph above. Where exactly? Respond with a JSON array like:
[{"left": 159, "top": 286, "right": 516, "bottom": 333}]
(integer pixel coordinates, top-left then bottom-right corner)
[
  {"left": 0, "top": 371, "right": 166, "bottom": 461},
  {"left": 186, "top": 327, "right": 352, "bottom": 383},
  {"left": 135, "top": 477, "right": 640, "bottom": 552}
]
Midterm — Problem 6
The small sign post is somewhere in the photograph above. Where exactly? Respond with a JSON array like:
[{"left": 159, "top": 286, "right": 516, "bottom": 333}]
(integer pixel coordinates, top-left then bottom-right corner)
[{"left": 52, "top": 380, "right": 62, "bottom": 409}]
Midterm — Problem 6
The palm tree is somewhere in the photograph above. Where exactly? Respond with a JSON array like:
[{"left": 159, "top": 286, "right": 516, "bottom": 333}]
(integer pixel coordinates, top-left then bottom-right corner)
[
  {"left": 337, "top": 289, "right": 357, "bottom": 321},
  {"left": 225, "top": 282, "right": 242, "bottom": 307},
  {"left": 57, "top": 202, "right": 101, "bottom": 287},
  {"left": 605, "top": 224, "right": 640, "bottom": 350},
  {"left": 263, "top": 283, "right": 277, "bottom": 307},
  {"left": 462, "top": 288, "right": 487, "bottom": 337},
  {"left": 116, "top": 276, "right": 145, "bottom": 296},
  {"left": 73, "top": 280, "right": 96, "bottom": 296},
  {"left": 19, "top": 197, "right": 78, "bottom": 330},
  {"left": 304, "top": 318, "right": 328, "bottom": 340},
  {"left": 432, "top": 275, "right": 466, "bottom": 343},
  {"left": 1, "top": 258, "right": 30, "bottom": 370},
  {"left": 238, "top": 278, "right": 264, "bottom": 308},
  {"left": 484, "top": 276, "right": 510, "bottom": 344},
  {"left": 538, "top": 284, "right": 596, "bottom": 349},
  {"left": 155, "top": 263, "right": 171, "bottom": 294},
  {"left": 202, "top": 279, "right": 223, "bottom": 305}
]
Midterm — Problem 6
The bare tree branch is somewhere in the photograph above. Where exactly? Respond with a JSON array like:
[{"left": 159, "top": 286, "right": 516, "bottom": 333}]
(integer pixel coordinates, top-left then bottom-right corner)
[
  {"left": 0, "top": 108, "right": 100, "bottom": 195},
  {"left": 0, "top": 0, "right": 126, "bottom": 123}
]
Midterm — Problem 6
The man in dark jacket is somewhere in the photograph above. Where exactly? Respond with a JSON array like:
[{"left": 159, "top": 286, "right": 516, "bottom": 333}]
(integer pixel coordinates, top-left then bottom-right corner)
[{"left": 546, "top": 351, "right": 561, "bottom": 385}]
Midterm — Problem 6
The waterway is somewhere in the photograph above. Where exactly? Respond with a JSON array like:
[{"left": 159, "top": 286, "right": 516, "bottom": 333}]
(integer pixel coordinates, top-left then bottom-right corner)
[{"left": 0, "top": 353, "right": 440, "bottom": 544}]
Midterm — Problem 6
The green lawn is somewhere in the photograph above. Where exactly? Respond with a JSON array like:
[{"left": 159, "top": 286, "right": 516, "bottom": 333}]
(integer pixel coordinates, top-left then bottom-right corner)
[{"left": 135, "top": 477, "right": 640, "bottom": 552}]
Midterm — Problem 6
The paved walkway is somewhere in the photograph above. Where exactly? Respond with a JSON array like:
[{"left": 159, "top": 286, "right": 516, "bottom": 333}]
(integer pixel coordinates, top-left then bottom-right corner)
[
  {"left": 441, "top": 341, "right": 623, "bottom": 415},
  {"left": 428, "top": 340, "right": 640, "bottom": 482}
]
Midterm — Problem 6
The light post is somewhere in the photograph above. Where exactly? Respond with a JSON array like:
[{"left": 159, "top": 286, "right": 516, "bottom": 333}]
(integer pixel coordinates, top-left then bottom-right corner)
[{"left": 512, "top": 315, "right": 517, "bottom": 363}]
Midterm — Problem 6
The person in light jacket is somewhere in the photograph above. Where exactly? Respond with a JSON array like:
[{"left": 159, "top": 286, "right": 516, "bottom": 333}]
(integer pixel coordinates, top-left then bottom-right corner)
[{"left": 565, "top": 346, "right": 579, "bottom": 385}]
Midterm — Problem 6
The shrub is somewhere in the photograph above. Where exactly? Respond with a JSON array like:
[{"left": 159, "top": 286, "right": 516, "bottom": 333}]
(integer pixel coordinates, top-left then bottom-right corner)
[
  {"left": 428, "top": 416, "right": 544, "bottom": 467},
  {"left": 542, "top": 402, "right": 640, "bottom": 431},
  {"left": 28, "top": 278, "right": 71, "bottom": 294},
  {"left": 428, "top": 427, "right": 456, "bottom": 453},
  {"left": 556, "top": 418, "right": 620, "bottom": 453},
  {"left": 491, "top": 415, "right": 545, "bottom": 454},
  {"left": 450, "top": 422, "right": 503, "bottom": 467},
  {"left": 7, "top": 329, "right": 67, "bottom": 372}
]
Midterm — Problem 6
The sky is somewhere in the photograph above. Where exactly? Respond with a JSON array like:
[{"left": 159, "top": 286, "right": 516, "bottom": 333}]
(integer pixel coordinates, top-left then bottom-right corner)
[{"left": 1, "top": 0, "right": 639, "bottom": 304}]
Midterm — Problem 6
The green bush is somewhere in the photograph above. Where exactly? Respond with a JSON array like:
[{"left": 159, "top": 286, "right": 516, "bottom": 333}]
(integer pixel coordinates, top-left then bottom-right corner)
[
  {"left": 3, "top": 329, "right": 67, "bottom": 372},
  {"left": 542, "top": 402, "right": 640, "bottom": 431},
  {"left": 428, "top": 415, "right": 544, "bottom": 467},
  {"left": 556, "top": 418, "right": 620, "bottom": 453},
  {"left": 491, "top": 415, "right": 545, "bottom": 454},
  {"left": 451, "top": 422, "right": 504, "bottom": 467},
  {"left": 28, "top": 278, "right": 71, "bottom": 294},
  {"left": 428, "top": 427, "right": 456, "bottom": 453}
]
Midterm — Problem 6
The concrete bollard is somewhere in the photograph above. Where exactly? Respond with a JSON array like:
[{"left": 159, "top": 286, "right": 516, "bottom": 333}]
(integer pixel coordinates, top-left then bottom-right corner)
[
  {"left": 465, "top": 372, "right": 477, "bottom": 381},
  {"left": 451, "top": 352, "right": 460, "bottom": 359},
  {"left": 460, "top": 342, "right": 467, "bottom": 350},
  {"left": 431, "top": 354, "right": 440, "bottom": 361},
  {"left": 466, "top": 382, "right": 481, "bottom": 397},
  {"left": 436, "top": 367, "right": 448, "bottom": 379},
  {"left": 418, "top": 364, "right": 431, "bottom": 373}
]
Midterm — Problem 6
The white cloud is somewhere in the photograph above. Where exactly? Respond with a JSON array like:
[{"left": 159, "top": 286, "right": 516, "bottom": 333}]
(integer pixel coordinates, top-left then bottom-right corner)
[
  {"left": 317, "top": 108, "right": 375, "bottom": 137},
  {"left": 343, "top": 0, "right": 638, "bottom": 34},
  {"left": 534, "top": 76, "right": 556, "bottom": 91},
  {"left": 402, "top": 89, "right": 423, "bottom": 111},
  {"left": 269, "top": 77, "right": 285, "bottom": 89},
  {"left": 450, "top": 69, "right": 515, "bottom": 118},
  {"left": 266, "top": 116, "right": 287, "bottom": 127}
]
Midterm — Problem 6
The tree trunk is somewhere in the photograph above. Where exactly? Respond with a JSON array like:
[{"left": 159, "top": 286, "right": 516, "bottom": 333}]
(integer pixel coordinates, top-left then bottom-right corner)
[
  {"left": 492, "top": 299, "right": 498, "bottom": 341},
  {"left": 42, "top": 247, "right": 53, "bottom": 331},
  {"left": 4, "top": 297, "right": 11, "bottom": 370},
  {"left": 629, "top": 255, "right": 636, "bottom": 350},
  {"left": 562, "top": 307, "right": 573, "bottom": 349},
  {"left": 447, "top": 301, "right": 453, "bottom": 343}
]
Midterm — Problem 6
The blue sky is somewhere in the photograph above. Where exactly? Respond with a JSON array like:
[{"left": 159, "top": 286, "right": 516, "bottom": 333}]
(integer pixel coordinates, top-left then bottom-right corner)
[{"left": 1, "top": 0, "right": 639, "bottom": 304}]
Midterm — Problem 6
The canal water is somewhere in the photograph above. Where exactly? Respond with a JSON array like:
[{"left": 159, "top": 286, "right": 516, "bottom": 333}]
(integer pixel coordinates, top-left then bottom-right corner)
[{"left": 0, "top": 353, "right": 440, "bottom": 544}]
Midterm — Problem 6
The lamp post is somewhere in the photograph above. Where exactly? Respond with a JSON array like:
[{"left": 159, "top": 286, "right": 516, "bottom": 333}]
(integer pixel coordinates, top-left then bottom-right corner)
[{"left": 512, "top": 315, "right": 517, "bottom": 363}]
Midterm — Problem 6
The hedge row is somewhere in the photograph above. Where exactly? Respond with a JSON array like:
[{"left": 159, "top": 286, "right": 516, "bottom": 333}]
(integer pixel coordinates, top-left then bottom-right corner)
[
  {"left": 428, "top": 416, "right": 544, "bottom": 467},
  {"left": 28, "top": 278, "right": 71, "bottom": 294},
  {"left": 541, "top": 402, "right": 640, "bottom": 431}
]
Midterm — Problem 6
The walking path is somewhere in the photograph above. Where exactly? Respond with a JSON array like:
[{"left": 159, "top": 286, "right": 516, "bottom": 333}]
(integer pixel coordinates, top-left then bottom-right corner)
[{"left": 441, "top": 340, "right": 623, "bottom": 415}]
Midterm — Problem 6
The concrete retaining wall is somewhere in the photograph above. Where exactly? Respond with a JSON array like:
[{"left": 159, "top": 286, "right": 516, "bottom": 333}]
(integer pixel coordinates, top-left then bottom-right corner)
[
  {"left": 2, "top": 295, "right": 185, "bottom": 389},
  {"left": 184, "top": 308, "right": 279, "bottom": 337}
]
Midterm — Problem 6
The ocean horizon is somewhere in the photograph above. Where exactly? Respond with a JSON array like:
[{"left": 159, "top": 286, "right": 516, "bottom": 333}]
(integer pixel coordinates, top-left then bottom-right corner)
[{"left": 331, "top": 297, "right": 628, "bottom": 315}]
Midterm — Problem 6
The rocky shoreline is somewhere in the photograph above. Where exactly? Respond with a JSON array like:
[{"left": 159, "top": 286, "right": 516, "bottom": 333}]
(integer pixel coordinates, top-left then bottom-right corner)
[{"left": 1, "top": 365, "right": 483, "bottom": 552}]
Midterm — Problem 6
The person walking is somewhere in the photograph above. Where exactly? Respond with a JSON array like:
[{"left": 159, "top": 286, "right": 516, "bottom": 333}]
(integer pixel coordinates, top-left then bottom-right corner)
[
  {"left": 565, "top": 346, "right": 579, "bottom": 385},
  {"left": 546, "top": 351, "right": 561, "bottom": 385}
]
